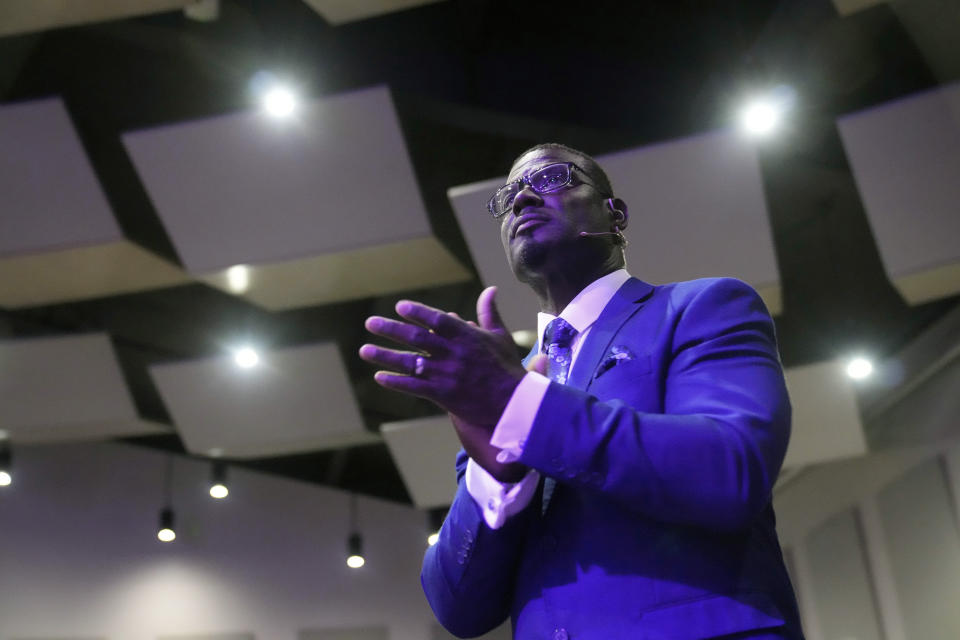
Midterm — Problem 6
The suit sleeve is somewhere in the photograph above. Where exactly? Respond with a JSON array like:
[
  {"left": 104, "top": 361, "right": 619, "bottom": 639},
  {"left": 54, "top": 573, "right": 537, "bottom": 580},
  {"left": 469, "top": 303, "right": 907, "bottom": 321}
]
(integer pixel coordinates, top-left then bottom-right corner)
[
  {"left": 421, "top": 449, "right": 536, "bottom": 638},
  {"left": 518, "top": 278, "right": 791, "bottom": 532}
]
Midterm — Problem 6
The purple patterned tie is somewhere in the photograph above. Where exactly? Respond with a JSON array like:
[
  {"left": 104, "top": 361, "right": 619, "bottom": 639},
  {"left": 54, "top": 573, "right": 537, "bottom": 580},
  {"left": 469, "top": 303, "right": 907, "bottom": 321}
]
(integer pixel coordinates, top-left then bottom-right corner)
[
  {"left": 543, "top": 317, "right": 578, "bottom": 385},
  {"left": 541, "top": 317, "right": 577, "bottom": 514}
]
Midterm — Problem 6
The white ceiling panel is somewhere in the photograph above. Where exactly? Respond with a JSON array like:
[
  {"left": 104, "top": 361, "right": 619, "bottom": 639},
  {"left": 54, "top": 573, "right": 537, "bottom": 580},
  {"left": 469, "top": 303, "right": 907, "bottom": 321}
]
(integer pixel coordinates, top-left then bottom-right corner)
[
  {"left": 124, "top": 85, "right": 430, "bottom": 274},
  {"left": 837, "top": 82, "right": 960, "bottom": 304},
  {"left": 0, "top": 239, "right": 190, "bottom": 309},
  {"left": 300, "top": 0, "right": 445, "bottom": 25},
  {"left": 123, "top": 85, "right": 468, "bottom": 308},
  {"left": 381, "top": 416, "right": 461, "bottom": 509},
  {"left": 0, "top": 97, "right": 190, "bottom": 307},
  {"left": 0, "top": 97, "right": 121, "bottom": 257},
  {"left": 0, "top": 0, "right": 192, "bottom": 38},
  {"left": 448, "top": 130, "right": 781, "bottom": 332},
  {"left": 150, "top": 343, "right": 376, "bottom": 458},
  {"left": 783, "top": 360, "right": 868, "bottom": 469},
  {"left": 0, "top": 333, "right": 168, "bottom": 443}
]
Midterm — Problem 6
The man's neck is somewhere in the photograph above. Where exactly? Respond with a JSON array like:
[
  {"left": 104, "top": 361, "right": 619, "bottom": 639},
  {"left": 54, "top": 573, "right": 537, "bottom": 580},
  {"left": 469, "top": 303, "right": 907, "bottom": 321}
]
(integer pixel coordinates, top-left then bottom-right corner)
[{"left": 526, "top": 260, "right": 624, "bottom": 316}]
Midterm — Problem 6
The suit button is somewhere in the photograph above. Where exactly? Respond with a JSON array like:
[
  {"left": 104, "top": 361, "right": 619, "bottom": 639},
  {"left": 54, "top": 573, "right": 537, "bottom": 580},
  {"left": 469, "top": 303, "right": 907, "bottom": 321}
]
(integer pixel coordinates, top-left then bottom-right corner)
[{"left": 553, "top": 628, "right": 569, "bottom": 640}]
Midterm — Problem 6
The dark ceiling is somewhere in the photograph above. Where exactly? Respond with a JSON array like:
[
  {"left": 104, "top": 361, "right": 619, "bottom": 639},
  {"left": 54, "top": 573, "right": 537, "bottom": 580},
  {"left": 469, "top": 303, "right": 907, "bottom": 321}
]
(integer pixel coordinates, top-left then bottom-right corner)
[{"left": 1, "top": 0, "right": 957, "bottom": 504}]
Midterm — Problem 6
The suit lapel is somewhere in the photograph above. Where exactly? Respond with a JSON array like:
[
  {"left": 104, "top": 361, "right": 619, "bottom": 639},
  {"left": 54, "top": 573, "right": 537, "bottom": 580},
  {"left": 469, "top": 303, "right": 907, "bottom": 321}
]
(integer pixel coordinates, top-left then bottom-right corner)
[{"left": 566, "top": 277, "right": 655, "bottom": 390}]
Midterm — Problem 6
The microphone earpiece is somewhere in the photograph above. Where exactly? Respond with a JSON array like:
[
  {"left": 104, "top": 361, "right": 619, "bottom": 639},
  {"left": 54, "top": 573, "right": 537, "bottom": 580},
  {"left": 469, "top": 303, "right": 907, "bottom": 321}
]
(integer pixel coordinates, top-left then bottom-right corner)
[{"left": 579, "top": 230, "right": 621, "bottom": 238}]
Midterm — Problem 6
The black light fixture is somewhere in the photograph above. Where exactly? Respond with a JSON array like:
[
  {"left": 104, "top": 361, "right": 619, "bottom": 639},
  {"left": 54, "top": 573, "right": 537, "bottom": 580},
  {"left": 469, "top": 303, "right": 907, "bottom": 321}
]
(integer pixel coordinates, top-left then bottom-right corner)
[
  {"left": 157, "top": 455, "right": 176, "bottom": 543},
  {"left": 157, "top": 507, "right": 176, "bottom": 542},
  {"left": 0, "top": 439, "right": 11, "bottom": 487},
  {"left": 346, "top": 493, "right": 365, "bottom": 568},
  {"left": 208, "top": 460, "right": 229, "bottom": 499}
]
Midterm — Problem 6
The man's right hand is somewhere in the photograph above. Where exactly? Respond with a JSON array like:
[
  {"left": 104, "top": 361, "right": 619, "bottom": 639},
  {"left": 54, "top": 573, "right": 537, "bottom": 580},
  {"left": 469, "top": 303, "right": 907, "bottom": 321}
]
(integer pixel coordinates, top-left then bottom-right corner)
[{"left": 448, "top": 353, "right": 547, "bottom": 484}]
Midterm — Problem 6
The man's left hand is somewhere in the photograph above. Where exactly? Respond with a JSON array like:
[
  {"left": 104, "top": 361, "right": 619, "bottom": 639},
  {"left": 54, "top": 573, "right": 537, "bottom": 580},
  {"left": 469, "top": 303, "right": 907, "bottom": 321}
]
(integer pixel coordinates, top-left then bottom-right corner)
[{"left": 360, "top": 286, "right": 527, "bottom": 430}]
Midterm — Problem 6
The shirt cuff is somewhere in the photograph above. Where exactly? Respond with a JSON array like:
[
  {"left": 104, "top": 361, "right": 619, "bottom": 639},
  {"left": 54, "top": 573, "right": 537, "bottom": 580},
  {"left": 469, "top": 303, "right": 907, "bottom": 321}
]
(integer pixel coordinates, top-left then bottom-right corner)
[
  {"left": 465, "top": 457, "right": 540, "bottom": 529},
  {"left": 490, "top": 371, "right": 551, "bottom": 463}
]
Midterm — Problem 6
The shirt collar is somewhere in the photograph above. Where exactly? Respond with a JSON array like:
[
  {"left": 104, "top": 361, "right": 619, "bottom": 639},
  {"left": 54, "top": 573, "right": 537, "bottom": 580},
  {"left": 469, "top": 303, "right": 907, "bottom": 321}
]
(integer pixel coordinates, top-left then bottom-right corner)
[{"left": 537, "top": 269, "right": 631, "bottom": 346}]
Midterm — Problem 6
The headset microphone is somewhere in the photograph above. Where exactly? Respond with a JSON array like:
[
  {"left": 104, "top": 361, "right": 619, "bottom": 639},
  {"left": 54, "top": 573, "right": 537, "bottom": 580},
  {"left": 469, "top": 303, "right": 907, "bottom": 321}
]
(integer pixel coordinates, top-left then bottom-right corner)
[{"left": 579, "top": 231, "right": 621, "bottom": 238}]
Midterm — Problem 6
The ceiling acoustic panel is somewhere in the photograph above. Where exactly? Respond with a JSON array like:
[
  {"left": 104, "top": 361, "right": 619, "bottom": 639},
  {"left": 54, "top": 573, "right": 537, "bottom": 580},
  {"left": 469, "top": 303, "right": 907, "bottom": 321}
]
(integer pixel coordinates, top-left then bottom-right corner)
[
  {"left": 448, "top": 130, "right": 781, "bottom": 332},
  {"left": 782, "top": 360, "right": 867, "bottom": 469},
  {"left": 298, "top": 626, "right": 388, "bottom": 640},
  {"left": 0, "top": 0, "right": 193, "bottom": 37},
  {"left": 0, "top": 333, "right": 169, "bottom": 443},
  {"left": 300, "top": 0, "right": 445, "bottom": 25},
  {"left": 381, "top": 416, "right": 462, "bottom": 509},
  {"left": 837, "top": 82, "right": 960, "bottom": 304},
  {"left": 157, "top": 634, "right": 255, "bottom": 640},
  {"left": 123, "top": 85, "right": 469, "bottom": 310},
  {"left": 149, "top": 342, "right": 376, "bottom": 458},
  {"left": 0, "top": 97, "right": 189, "bottom": 308}
]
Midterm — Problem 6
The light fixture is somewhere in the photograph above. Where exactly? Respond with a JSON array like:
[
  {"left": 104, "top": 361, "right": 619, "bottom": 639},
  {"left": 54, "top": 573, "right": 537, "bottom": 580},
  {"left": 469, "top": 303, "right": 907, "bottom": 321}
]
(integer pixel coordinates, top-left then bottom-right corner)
[
  {"left": 157, "top": 456, "right": 176, "bottom": 543},
  {"left": 157, "top": 507, "right": 176, "bottom": 543},
  {"left": 209, "top": 460, "right": 229, "bottom": 499},
  {"left": 738, "top": 85, "right": 795, "bottom": 136},
  {"left": 511, "top": 329, "right": 538, "bottom": 349},
  {"left": 263, "top": 86, "right": 297, "bottom": 118},
  {"left": 741, "top": 100, "right": 779, "bottom": 135},
  {"left": 346, "top": 533, "right": 365, "bottom": 568},
  {"left": 226, "top": 265, "right": 249, "bottom": 293},
  {"left": 0, "top": 440, "right": 11, "bottom": 487},
  {"left": 346, "top": 494, "right": 365, "bottom": 568},
  {"left": 846, "top": 357, "right": 874, "bottom": 380},
  {"left": 427, "top": 508, "right": 445, "bottom": 547},
  {"left": 234, "top": 346, "right": 259, "bottom": 369}
]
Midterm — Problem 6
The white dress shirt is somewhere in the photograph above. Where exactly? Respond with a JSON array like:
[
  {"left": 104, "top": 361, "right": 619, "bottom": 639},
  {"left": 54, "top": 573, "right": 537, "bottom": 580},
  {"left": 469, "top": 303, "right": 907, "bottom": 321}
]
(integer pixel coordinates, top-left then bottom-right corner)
[{"left": 464, "top": 269, "right": 632, "bottom": 528}]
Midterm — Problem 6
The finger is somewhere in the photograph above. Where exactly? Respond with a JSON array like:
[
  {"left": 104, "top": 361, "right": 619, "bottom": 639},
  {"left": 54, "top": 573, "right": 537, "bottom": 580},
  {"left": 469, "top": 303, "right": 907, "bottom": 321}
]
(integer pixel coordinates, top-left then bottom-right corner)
[
  {"left": 396, "top": 300, "right": 465, "bottom": 338},
  {"left": 477, "top": 286, "right": 508, "bottom": 335},
  {"left": 359, "top": 344, "right": 423, "bottom": 374},
  {"left": 526, "top": 353, "right": 548, "bottom": 375},
  {"left": 448, "top": 311, "right": 478, "bottom": 328},
  {"left": 365, "top": 316, "right": 446, "bottom": 353},
  {"left": 372, "top": 370, "right": 439, "bottom": 402}
]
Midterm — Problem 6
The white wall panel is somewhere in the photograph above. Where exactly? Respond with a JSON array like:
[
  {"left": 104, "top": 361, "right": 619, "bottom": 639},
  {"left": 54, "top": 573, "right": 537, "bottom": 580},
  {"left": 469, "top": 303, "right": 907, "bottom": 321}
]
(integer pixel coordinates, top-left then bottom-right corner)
[
  {"left": 877, "top": 458, "right": 960, "bottom": 640},
  {"left": 805, "top": 509, "right": 883, "bottom": 640}
]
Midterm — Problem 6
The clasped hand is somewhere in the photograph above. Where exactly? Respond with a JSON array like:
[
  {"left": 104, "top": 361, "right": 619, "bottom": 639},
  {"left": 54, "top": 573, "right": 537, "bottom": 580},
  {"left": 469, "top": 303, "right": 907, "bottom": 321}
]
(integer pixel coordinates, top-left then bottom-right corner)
[{"left": 360, "top": 286, "right": 537, "bottom": 482}]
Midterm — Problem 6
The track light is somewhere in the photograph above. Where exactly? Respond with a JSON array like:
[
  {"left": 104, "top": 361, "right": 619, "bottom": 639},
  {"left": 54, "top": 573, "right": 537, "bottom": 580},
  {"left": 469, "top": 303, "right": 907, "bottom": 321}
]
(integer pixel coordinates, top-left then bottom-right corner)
[
  {"left": 157, "top": 455, "right": 176, "bottom": 542},
  {"left": 346, "top": 532, "right": 365, "bottom": 568},
  {"left": 346, "top": 493, "right": 365, "bottom": 568},
  {"left": 209, "top": 460, "right": 229, "bottom": 499},
  {"left": 0, "top": 440, "right": 11, "bottom": 487},
  {"left": 157, "top": 507, "right": 176, "bottom": 542}
]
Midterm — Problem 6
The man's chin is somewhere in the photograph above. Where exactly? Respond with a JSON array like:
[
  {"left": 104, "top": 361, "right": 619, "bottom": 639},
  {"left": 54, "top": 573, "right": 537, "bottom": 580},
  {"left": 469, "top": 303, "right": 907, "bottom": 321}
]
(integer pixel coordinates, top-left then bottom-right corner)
[{"left": 511, "top": 238, "right": 550, "bottom": 273}]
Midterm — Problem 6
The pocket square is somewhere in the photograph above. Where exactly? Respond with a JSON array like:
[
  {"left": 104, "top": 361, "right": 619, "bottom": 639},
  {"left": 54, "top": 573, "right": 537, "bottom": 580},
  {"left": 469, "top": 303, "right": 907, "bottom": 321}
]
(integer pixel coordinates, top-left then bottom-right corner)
[{"left": 595, "top": 344, "right": 635, "bottom": 378}]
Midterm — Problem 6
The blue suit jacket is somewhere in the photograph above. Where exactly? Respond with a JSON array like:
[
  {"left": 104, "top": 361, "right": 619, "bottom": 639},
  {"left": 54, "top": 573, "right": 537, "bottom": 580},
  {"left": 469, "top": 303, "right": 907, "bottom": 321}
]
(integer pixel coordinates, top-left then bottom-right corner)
[{"left": 422, "top": 277, "right": 804, "bottom": 640}]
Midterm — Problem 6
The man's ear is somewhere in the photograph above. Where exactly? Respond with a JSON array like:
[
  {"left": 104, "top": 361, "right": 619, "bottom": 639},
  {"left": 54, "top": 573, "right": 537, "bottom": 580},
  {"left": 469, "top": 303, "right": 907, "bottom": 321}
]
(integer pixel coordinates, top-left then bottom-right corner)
[{"left": 607, "top": 197, "right": 629, "bottom": 230}]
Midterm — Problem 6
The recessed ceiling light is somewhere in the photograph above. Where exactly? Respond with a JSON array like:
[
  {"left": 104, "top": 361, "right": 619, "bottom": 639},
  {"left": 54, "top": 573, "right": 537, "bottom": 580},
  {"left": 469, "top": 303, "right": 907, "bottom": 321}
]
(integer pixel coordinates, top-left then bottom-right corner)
[
  {"left": 234, "top": 347, "right": 259, "bottom": 369},
  {"left": 846, "top": 357, "right": 873, "bottom": 380},
  {"left": 226, "top": 265, "right": 249, "bottom": 293},
  {"left": 263, "top": 86, "right": 296, "bottom": 117}
]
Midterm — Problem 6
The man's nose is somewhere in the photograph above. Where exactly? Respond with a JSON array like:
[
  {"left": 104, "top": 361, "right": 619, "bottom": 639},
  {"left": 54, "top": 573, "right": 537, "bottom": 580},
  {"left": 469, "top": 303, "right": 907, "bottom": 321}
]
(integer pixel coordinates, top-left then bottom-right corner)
[{"left": 512, "top": 184, "right": 542, "bottom": 214}]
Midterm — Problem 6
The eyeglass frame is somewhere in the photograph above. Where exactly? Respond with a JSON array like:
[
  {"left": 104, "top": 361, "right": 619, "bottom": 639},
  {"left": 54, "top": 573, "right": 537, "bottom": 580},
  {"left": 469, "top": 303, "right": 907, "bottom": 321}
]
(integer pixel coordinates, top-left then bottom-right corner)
[{"left": 486, "top": 161, "right": 610, "bottom": 218}]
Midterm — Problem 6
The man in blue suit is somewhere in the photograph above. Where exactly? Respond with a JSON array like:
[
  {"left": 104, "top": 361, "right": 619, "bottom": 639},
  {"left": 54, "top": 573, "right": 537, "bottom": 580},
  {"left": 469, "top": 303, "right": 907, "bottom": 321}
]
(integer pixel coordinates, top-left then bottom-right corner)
[{"left": 361, "top": 143, "right": 804, "bottom": 639}]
